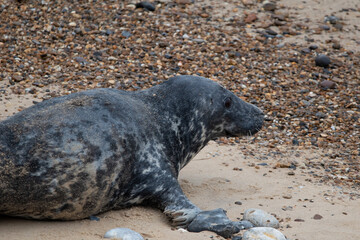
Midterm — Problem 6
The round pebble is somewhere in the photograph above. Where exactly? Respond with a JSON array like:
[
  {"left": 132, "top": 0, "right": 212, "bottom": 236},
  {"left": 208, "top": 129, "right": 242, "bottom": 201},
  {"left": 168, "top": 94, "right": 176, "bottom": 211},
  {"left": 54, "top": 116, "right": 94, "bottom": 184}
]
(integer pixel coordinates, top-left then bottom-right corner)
[
  {"left": 320, "top": 80, "right": 336, "bottom": 89},
  {"left": 243, "top": 208, "right": 279, "bottom": 228},
  {"left": 262, "top": 1, "right": 276, "bottom": 11},
  {"left": 104, "top": 228, "right": 144, "bottom": 240},
  {"left": 315, "top": 54, "right": 331, "bottom": 67},
  {"left": 242, "top": 227, "right": 286, "bottom": 240}
]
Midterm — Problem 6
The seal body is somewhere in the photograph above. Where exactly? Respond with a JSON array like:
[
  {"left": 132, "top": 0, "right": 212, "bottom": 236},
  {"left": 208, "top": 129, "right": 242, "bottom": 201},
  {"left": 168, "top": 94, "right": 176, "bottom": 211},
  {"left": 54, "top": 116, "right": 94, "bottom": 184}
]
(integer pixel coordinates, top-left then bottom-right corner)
[{"left": 0, "top": 75, "right": 263, "bottom": 222}]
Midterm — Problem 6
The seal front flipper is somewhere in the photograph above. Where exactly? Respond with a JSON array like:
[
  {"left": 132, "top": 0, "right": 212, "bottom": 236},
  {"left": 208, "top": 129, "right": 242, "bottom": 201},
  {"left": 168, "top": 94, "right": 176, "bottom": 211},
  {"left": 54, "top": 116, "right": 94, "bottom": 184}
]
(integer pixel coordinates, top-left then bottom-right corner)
[
  {"left": 187, "top": 208, "right": 248, "bottom": 238},
  {"left": 156, "top": 182, "right": 201, "bottom": 228}
]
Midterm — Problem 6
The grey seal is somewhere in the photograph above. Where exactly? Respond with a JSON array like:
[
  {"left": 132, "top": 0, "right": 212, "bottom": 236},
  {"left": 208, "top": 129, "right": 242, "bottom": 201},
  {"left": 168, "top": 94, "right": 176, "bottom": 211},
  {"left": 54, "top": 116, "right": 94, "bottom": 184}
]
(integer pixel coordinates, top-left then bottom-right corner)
[{"left": 0, "top": 75, "right": 263, "bottom": 237}]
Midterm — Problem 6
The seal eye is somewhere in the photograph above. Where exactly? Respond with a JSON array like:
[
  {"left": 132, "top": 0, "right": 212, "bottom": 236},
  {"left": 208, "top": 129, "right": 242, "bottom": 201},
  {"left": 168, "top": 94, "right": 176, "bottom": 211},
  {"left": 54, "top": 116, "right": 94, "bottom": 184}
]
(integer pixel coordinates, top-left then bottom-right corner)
[{"left": 224, "top": 97, "right": 232, "bottom": 108}]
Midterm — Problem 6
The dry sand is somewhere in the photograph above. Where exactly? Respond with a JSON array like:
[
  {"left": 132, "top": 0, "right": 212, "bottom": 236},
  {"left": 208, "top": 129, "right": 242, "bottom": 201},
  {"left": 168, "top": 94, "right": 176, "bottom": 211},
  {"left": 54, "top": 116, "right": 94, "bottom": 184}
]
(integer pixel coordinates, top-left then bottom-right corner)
[{"left": 1, "top": 0, "right": 359, "bottom": 239}]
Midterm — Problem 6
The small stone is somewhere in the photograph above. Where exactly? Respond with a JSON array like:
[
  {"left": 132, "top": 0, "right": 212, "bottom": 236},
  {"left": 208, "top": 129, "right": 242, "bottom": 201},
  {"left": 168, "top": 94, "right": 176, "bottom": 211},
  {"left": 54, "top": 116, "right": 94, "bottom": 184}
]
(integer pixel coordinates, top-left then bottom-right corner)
[
  {"left": 324, "top": 15, "right": 339, "bottom": 24},
  {"left": 288, "top": 171, "right": 295, "bottom": 175},
  {"left": 104, "top": 228, "right": 144, "bottom": 240},
  {"left": 294, "top": 218, "right": 305, "bottom": 222},
  {"left": 313, "top": 214, "right": 323, "bottom": 220},
  {"left": 176, "top": 0, "right": 192, "bottom": 4},
  {"left": 263, "top": 1, "right": 276, "bottom": 11},
  {"left": 182, "top": 33, "right": 190, "bottom": 39},
  {"left": 242, "top": 227, "right": 286, "bottom": 240},
  {"left": 315, "top": 112, "right": 327, "bottom": 119},
  {"left": 309, "top": 44, "right": 318, "bottom": 50},
  {"left": 69, "top": 22, "right": 77, "bottom": 27},
  {"left": 320, "top": 80, "right": 336, "bottom": 89},
  {"left": 32, "top": 39, "right": 41, "bottom": 45},
  {"left": 321, "top": 25, "right": 330, "bottom": 30},
  {"left": 288, "top": 58, "right": 298, "bottom": 63},
  {"left": 265, "top": 29, "right": 277, "bottom": 36},
  {"left": 122, "top": 31, "right": 132, "bottom": 38},
  {"left": 74, "top": 57, "right": 87, "bottom": 64},
  {"left": 158, "top": 42, "right": 168, "bottom": 48},
  {"left": 193, "top": 38, "right": 205, "bottom": 43},
  {"left": 315, "top": 54, "right": 331, "bottom": 67},
  {"left": 12, "top": 74, "right": 24, "bottom": 82},
  {"left": 243, "top": 208, "right": 279, "bottom": 228},
  {"left": 292, "top": 139, "right": 299, "bottom": 145},
  {"left": 241, "top": 0, "right": 255, "bottom": 5},
  {"left": 283, "top": 194, "right": 292, "bottom": 199},
  {"left": 244, "top": 13, "right": 258, "bottom": 23},
  {"left": 135, "top": 1, "right": 155, "bottom": 11},
  {"left": 332, "top": 42, "right": 341, "bottom": 49},
  {"left": 235, "top": 201, "right": 242, "bottom": 205},
  {"left": 301, "top": 48, "right": 311, "bottom": 54}
]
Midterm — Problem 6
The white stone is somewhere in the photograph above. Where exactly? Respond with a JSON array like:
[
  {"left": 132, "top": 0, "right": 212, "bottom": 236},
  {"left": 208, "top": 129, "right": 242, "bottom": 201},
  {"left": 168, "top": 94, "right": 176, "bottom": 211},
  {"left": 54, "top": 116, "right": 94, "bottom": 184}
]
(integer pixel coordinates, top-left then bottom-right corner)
[
  {"left": 104, "top": 228, "right": 144, "bottom": 240},
  {"left": 243, "top": 208, "right": 279, "bottom": 228},
  {"left": 243, "top": 227, "right": 286, "bottom": 240}
]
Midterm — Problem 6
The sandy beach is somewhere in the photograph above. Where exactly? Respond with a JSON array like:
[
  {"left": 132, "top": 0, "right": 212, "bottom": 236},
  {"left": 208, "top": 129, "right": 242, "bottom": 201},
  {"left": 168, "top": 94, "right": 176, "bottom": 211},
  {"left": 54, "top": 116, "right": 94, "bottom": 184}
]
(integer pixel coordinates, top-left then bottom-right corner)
[{"left": 0, "top": 0, "right": 359, "bottom": 239}]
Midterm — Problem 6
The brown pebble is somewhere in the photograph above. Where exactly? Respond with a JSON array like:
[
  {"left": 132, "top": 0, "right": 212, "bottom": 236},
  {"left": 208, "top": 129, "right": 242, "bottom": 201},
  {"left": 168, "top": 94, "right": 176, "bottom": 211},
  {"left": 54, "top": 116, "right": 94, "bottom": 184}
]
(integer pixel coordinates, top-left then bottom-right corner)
[
  {"left": 294, "top": 218, "right": 305, "bottom": 222},
  {"left": 288, "top": 171, "right": 295, "bottom": 176},
  {"left": 320, "top": 80, "right": 336, "bottom": 89},
  {"left": 283, "top": 194, "right": 292, "bottom": 199},
  {"left": 313, "top": 214, "right": 323, "bottom": 220},
  {"left": 244, "top": 13, "right": 258, "bottom": 23}
]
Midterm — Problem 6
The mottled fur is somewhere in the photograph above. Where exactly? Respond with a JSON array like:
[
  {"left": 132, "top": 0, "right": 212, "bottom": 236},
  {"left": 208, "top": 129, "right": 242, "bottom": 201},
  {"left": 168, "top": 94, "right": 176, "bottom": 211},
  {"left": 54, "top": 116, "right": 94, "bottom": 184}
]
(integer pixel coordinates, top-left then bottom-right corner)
[{"left": 0, "top": 76, "right": 263, "bottom": 226}]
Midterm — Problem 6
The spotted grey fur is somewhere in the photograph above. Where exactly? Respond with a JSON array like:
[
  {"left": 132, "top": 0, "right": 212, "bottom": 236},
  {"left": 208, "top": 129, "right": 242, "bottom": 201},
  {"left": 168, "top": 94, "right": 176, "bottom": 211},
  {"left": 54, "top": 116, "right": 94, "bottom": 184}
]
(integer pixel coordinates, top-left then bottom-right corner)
[{"left": 0, "top": 75, "right": 263, "bottom": 232}]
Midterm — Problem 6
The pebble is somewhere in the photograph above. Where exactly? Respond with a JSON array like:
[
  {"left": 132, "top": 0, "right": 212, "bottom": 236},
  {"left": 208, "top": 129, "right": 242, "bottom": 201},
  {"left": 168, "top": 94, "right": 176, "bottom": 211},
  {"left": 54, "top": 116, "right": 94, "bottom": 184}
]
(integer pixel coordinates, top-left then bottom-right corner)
[
  {"left": 241, "top": 0, "right": 255, "bottom": 5},
  {"left": 320, "top": 80, "right": 336, "bottom": 89},
  {"left": 242, "top": 227, "right": 286, "bottom": 240},
  {"left": 135, "top": 2, "right": 155, "bottom": 11},
  {"left": 243, "top": 208, "right": 279, "bottom": 228},
  {"left": 265, "top": 29, "right": 278, "bottom": 36},
  {"left": 262, "top": 1, "right": 276, "bottom": 11},
  {"left": 244, "top": 13, "right": 258, "bottom": 23},
  {"left": 309, "top": 44, "right": 318, "bottom": 50},
  {"left": 12, "top": 74, "right": 24, "bottom": 82},
  {"left": 313, "top": 214, "right": 323, "bottom": 220},
  {"left": 122, "top": 31, "right": 132, "bottom": 38},
  {"left": 74, "top": 57, "right": 87, "bottom": 64},
  {"left": 315, "top": 112, "right": 327, "bottom": 119},
  {"left": 332, "top": 42, "right": 341, "bottom": 49},
  {"left": 282, "top": 194, "right": 292, "bottom": 199},
  {"left": 315, "top": 54, "right": 331, "bottom": 67},
  {"left": 104, "top": 228, "right": 144, "bottom": 240},
  {"left": 294, "top": 218, "right": 305, "bottom": 222},
  {"left": 322, "top": 25, "right": 331, "bottom": 30},
  {"left": 324, "top": 15, "right": 339, "bottom": 24}
]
